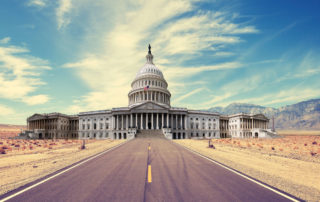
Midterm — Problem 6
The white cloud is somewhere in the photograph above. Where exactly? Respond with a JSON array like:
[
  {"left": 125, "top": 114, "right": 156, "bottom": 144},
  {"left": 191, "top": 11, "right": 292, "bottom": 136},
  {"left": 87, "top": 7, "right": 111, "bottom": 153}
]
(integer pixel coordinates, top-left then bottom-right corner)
[
  {"left": 232, "top": 88, "right": 320, "bottom": 107},
  {"left": 173, "top": 88, "right": 204, "bottom": 103},
  {"left": 23, "top": 94, "right": 50, "bottom": 105},
  {"left": 0, "top": 105, "right": 15, "bottom": 116},
  {"left": 213, "top": 51, "right": 235, "bottom": 57},
  {"left": 27, "top": 0, "right": 47, "bottom": 8},
  {"left": 56, "top": 0, "right": 72, "bottom": 30},
  {"left": 62, "top": 0, "right": 258, "bottom": 113},
  {"left": 0, "top": 40, "right": 51, "bottom": 105},
  {"left": 0, "top": 37, "right": 10, "bottom": 44}
]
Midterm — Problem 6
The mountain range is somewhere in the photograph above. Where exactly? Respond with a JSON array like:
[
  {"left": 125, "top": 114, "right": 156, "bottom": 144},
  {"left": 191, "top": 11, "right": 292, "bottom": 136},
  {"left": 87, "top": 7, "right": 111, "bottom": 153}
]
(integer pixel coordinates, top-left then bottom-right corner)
[{"left": 208, "top": 98, "right": 320, "bottom": 130}]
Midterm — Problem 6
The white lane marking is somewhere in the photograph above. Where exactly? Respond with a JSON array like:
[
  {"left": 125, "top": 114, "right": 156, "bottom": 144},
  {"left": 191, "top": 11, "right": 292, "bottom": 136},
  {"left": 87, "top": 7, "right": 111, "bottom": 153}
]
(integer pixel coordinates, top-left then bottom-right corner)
[
  {"left": 175, "top": 143, "right": 300, "bottom": 202},
  {"left": 0, "top": 140, "right": 129, "bottom": 202}
]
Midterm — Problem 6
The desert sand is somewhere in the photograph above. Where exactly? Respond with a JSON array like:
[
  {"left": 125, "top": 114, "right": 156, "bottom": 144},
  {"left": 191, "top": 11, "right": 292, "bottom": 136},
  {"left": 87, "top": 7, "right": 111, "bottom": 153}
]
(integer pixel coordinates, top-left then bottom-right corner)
[
  {"left": 277, "top": 130, "right": 320, "bottom": 136},
  {"left": 175, "top": 136, "right": 320, "bottom": 202}
]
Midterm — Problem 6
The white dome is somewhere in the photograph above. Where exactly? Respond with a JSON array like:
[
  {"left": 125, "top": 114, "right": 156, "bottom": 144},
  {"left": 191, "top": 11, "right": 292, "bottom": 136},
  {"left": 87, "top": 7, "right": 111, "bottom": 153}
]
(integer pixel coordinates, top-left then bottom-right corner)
[
  {"left": 136, "top": 63, "right": 164, "bottom": 79},
  {"left": 135, "top": 46, "right": 163, "bottom": 79},
  {"left": 128, "top": 44, "right": 171, "bottom": 108}
]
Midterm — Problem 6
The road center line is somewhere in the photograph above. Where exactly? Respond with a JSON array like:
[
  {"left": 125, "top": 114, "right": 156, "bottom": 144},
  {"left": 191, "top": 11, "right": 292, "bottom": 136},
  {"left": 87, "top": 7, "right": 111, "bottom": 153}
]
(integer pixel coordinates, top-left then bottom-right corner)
[{"left": 148, "top": 165, "right": 152, "bottom": 183}]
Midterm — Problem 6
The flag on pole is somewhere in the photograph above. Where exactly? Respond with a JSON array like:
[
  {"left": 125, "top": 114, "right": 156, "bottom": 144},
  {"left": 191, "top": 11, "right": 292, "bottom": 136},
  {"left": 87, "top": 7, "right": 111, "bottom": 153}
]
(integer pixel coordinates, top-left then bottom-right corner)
[{"left": 144, "top": 85, "right": 149, "bottom": 91}]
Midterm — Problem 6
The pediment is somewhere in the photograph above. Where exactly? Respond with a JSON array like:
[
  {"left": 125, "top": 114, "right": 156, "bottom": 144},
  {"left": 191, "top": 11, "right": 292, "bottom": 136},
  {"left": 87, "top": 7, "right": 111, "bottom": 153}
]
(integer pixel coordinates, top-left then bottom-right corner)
[
  {"left": 253, "top": 114, "right": 268, "bottom": 119},
  {"left": 27, "top": 113, "right": 46, "bottom": 121},
  {"left": 130, "top": 102, "right": 169, "bottom": 112}
]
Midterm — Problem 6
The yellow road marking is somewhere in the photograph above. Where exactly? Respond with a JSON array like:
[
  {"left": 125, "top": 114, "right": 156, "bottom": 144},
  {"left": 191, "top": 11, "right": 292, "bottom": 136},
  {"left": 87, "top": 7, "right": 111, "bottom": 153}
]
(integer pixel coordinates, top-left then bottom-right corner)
[{"left": 148, "top": 165, "right": 152, "bottom": 183}]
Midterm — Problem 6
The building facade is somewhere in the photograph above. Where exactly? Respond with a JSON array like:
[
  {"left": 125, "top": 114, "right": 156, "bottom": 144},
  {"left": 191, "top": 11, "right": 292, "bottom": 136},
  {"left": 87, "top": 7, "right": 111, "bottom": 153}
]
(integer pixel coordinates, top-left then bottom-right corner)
[
  {"left": 26, "top": 113, "right": 78, "bottom": 139},
  {"left": 26, "top": 45, "right": 276, "bottom": 139}
]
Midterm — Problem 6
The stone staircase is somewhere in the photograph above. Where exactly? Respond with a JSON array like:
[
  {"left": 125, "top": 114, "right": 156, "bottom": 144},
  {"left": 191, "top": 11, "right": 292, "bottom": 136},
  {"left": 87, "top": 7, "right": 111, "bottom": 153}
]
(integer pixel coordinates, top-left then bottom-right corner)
[{"left": 135, "top": 129, "right": 165, "bottom": 139}]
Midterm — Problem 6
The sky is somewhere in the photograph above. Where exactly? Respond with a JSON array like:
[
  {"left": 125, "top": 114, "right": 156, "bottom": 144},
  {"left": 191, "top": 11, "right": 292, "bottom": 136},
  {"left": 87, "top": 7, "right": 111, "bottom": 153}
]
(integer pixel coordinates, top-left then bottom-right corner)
[{"left": 0, "top": 0, "right": 320, "bottom": 124}]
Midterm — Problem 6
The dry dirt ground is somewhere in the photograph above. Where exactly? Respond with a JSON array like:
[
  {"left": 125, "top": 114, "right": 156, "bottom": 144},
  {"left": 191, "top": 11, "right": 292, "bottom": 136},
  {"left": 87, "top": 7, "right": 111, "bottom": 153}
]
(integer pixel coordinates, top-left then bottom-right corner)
[
  {"left": 0, "top": 139, "right": 125, "bottom": 195},
  {"left": 175, "top": 136, "right": 320, "bottom": 202},
  {"left": 277, "top": 130, "right": 320, "bottom": 136},
  {"left": 0, "top": 125, "right": 26, "bottom": 138}
]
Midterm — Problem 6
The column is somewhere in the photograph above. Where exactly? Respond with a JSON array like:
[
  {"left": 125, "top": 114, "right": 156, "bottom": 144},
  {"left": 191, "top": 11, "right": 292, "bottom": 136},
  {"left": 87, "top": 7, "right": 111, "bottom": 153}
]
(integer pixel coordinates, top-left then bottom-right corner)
[
  {"left": 151, "top": 113, "right": 154, "bottom": 129},
  {"left": 156, "top": 113, "right": 159, "bottom": 129},
  {"left": 166, "top": 113, "right": 169, "bottom": 128},
  {"left": 126, "top": 115, "right": 129, "bottom": 130},
  {"left": 185, "top": 115, "right": 187, "bottom": 130},
  {"left": 180, "top": 115, "right": 182, "bottom": 130},
  {"left": 116, "top": 115, "right": 119, "bottom": 130},
  {"left": 130, "top": 114, "right": 133, "bottom": 128},
  {"left": 175, "top": 114, "right": 178, "bottom": 130},
  {"left": 141, "top": 113, "right": 143, "bottom": 129},
  {"left": 121, "top": 115, "right": 124, "bottom": 130},
  {"left": 136, "top": 113, "right": 138, "bottom": 128},
  {"left": 146, "top": 113, "right": 149, "bottom": 129},
  {"left": 161, "top": 113, "right": 164, "bottom": 129},
  {"left": 171, "top": 115, "right": 173, "bottom": 129}
]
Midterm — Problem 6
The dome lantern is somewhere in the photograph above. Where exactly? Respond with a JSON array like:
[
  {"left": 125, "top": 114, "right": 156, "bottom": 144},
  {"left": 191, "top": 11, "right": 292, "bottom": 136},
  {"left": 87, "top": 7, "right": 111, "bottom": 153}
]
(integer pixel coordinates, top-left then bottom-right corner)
[{"left": 146, "top": 44, "right": 154, "bottom": 64}]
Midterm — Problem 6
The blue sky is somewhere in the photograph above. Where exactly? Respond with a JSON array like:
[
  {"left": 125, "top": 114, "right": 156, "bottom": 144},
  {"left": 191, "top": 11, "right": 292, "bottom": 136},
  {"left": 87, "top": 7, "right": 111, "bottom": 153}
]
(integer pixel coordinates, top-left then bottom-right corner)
[{"left": 0, "top": 0, "right": 320, "bottom": 124}]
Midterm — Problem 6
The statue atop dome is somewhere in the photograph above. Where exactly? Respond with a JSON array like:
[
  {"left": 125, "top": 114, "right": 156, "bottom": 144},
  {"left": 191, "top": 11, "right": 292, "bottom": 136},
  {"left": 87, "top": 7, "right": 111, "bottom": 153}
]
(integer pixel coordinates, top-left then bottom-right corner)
[{"left": 146, "top": 44, "right": 153, "bottom": 64}]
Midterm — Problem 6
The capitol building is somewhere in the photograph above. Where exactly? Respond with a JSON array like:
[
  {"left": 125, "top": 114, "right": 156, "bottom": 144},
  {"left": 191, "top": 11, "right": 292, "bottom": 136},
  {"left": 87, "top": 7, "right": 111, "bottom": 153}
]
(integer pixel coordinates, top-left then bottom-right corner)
[{"left": 26, "top": 45, "right": 276, "bottom": 140}]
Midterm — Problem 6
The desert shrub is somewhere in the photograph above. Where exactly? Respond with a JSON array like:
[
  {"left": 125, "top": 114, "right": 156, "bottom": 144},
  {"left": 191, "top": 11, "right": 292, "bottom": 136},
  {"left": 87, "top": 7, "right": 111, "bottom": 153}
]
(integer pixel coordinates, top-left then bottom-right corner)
[
  {"left": 0, "top": 148, "right": 6, "bottom": 154},
  {"left": 312, "top": 141, "right": 317, "bottom": 145},
  {"left": 15, "top": 144, "right": 20, "bottom": 148},
  {"left": 29, "top": 146, "right": 33, "bottom": 150},
  {"left": 271, "top": 147, "right": 275, "bottom": 150},
  {"left": 0, "top": 142, "right": 3, "bottom": 145},
  {"left": 2, "top": 145, "right": 9, "bottom": 149},
  {"left": 310, "top": 152, "right": 317, "bottom": 156}
]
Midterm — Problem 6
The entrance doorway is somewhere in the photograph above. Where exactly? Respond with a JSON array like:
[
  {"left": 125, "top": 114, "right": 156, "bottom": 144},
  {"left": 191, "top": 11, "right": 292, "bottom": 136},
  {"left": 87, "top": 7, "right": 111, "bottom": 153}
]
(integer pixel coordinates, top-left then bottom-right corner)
[
  {"left": 255, "top": 132, "right": 258, "bottom": 138},
  {"left": 148, "top": 122, "right": 151, "bottom": 129},
  {"left": 124, "top": 133, "right": 127, "bottom": 139},
  {"left": 173, "top": 133, "right": 176, "bottom": 139},
  {"left": 39, "top": 133, "right": 43, "bottom": 139}
]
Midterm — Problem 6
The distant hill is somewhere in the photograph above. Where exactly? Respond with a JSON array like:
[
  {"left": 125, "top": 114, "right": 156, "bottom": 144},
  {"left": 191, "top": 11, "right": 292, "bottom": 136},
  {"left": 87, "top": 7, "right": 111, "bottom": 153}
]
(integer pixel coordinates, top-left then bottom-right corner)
[
  {"left": 0, "top": 124, "right": 27, "bottom": 138},
  {"left": 208, "top": 99, "right": 320, "bottom": 130}
]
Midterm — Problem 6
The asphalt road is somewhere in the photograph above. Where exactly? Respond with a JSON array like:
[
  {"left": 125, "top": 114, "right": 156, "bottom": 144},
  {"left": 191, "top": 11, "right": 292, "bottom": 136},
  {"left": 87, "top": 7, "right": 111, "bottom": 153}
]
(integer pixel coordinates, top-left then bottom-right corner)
[{"left": 2, "top": 138, "right": 296, "bottom": 202}]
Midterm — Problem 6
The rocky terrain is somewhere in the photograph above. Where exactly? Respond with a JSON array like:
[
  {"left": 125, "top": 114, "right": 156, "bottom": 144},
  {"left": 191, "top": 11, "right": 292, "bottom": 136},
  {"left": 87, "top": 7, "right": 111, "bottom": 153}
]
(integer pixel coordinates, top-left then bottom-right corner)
[{"left": 208, "top": 98, "right": 320, "bottom": 130}]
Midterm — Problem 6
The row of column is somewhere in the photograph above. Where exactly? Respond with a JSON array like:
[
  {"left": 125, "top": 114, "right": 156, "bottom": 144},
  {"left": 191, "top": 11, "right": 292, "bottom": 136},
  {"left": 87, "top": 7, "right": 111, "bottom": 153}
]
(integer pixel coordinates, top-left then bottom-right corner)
[
  {"left": 28, "top": 119, "right": 57, "bottom": 130},
  {"left": 129, "top": 91, "right": 170, "bottom": 105},
  {"left": 112, "top": 113, "right": 187, "bottom": 130},
  {"left": 240, "top": 118, "right": 268, "bottom": 129}
]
